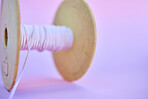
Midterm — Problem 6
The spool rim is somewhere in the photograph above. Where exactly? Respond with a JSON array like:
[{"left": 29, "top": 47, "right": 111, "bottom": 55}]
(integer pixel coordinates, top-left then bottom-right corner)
[
  {"left": 53, "top": 0, "right": 96, "bottom": 81},
  {"left": 0, "top": 0, "right": 20, "bottom": 90}
]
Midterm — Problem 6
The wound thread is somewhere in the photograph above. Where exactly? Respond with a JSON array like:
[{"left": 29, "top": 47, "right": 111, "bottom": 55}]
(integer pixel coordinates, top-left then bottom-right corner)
[{"left": 21, "top": 24, "right": 73, "bottom": 52}]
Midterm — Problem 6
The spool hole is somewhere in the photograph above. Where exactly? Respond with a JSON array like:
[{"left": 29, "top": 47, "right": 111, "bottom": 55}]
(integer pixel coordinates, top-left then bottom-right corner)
[{"left": 4, "top": 28, "right": 8, "bottom": 47}]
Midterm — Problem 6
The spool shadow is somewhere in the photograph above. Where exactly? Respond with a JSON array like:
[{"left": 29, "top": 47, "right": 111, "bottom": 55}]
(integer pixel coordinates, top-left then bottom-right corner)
[
  {"left": 14, "top": 78, "right": 98, "bottom": 99},
  {"left": 17, "top": 78, "right": 83, "bottom": 93}
]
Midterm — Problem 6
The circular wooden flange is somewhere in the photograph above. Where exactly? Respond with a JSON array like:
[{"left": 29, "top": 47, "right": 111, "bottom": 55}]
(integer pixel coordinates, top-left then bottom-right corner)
[
  {"left": 53, "top": 0, "right": 96, "bottom": 81},
  {"left": 0, "top": 0, "right": 20, "bottom": 90}
]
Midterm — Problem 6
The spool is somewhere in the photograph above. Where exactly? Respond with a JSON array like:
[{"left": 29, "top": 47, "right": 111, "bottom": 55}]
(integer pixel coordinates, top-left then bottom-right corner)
[{"left": 0, "top": 0, "right": 96, "bottom": 90}]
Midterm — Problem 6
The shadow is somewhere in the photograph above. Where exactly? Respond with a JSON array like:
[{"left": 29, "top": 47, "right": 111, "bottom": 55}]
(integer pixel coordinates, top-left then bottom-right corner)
[
  {"left": 16, "top": 78, "right": 84, "bottom": 93},
  {"left": 14, "top": 78, "right": 99, "bottom": 99}
]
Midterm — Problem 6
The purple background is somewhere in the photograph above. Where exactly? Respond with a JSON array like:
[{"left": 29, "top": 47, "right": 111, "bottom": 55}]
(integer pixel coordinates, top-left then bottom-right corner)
[{"left": 0, "top": 0, "right": 148, "bottom": 99}]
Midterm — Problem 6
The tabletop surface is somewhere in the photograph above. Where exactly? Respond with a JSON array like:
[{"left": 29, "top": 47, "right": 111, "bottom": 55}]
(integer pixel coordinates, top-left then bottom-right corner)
[{"left": 0, "top": 0, "right": 148, "bottom": 99}]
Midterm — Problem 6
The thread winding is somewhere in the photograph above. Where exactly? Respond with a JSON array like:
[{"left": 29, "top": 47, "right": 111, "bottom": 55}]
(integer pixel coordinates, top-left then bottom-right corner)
[{"left": 21, "top": 24, "right": 73, "bottom": 52}]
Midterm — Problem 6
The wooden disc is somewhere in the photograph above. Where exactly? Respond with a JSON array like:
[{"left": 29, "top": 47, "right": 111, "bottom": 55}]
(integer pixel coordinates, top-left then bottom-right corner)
[
  {"left": 53, "top": 0, "right": 96, "bottom": 81},
  {"left": 0, "top": 0, "right": 20, "bottom": 90}
]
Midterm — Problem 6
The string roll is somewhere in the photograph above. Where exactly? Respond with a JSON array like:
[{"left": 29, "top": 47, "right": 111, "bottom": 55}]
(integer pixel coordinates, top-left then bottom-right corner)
[
  {"left": 1, "top": 0, "right": 96, "bottom": 98},
  {"left": 21, "top": 24, "right": 73, "bottom": 52}
]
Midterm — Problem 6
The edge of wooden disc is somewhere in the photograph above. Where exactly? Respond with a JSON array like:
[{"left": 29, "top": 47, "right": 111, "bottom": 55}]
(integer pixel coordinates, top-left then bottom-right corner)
[
  {"left": 0, "top": 0, "right": 20, "bottom": 90},
  {"left": 53, "top": 0, "right": 96, "bottom": 81}
]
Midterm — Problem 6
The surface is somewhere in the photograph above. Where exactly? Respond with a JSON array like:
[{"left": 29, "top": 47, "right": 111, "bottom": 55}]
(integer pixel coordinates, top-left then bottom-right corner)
[{"left": 0, "top": 0, "right": 148, "bottom": 99}]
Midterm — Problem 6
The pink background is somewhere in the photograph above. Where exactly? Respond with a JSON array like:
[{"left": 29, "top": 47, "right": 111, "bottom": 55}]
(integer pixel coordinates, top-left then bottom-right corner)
[{"left": 0, "top": 0, "right": 148, "bottom": 99}]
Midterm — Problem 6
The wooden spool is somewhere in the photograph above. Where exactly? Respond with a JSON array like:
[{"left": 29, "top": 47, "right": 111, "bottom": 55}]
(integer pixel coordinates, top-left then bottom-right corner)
[{"left": 0, "top": 0, "right": 96, "bottom": 90}]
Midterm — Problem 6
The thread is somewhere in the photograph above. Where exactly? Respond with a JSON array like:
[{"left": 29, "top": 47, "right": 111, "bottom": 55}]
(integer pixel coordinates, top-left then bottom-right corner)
[
  {"left": 21, "top": 24, "right": 73, "bottom": 51},
  {"left": 9, "top": 24, "right": 73, "bottom": 99}
]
